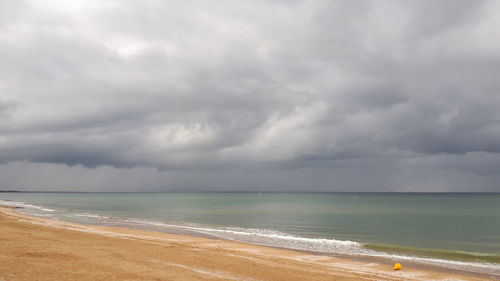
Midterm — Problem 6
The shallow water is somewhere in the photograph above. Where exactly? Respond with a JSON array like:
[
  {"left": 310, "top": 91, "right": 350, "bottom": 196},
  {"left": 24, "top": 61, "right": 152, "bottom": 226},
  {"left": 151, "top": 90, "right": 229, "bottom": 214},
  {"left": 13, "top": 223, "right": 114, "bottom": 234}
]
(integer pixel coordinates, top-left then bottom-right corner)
[{"left": 1, "top": 192, "right": 500, "bottom": 275}]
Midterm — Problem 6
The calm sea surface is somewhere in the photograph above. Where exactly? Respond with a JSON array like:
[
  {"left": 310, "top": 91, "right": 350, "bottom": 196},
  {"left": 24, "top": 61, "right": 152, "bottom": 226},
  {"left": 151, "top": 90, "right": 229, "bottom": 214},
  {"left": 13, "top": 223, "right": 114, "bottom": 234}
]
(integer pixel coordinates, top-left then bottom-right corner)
[{"left": 1, "top": 192, "right": 499, "bottom": 275}]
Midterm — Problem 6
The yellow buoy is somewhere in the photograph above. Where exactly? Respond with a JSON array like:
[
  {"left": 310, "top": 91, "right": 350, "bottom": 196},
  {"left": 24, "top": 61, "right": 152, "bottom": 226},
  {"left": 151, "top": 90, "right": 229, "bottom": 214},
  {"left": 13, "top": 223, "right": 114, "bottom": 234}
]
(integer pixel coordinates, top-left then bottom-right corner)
[{"left": 393, "top": 263, "right": 402, "bottom": 270}]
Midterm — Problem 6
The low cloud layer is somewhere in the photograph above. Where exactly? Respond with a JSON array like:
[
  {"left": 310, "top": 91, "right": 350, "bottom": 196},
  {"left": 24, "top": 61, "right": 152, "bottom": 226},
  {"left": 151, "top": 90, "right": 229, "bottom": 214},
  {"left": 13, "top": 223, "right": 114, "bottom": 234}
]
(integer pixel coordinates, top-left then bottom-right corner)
[{"left": 1, "top": 0, "right": 500, "bottom": 191}]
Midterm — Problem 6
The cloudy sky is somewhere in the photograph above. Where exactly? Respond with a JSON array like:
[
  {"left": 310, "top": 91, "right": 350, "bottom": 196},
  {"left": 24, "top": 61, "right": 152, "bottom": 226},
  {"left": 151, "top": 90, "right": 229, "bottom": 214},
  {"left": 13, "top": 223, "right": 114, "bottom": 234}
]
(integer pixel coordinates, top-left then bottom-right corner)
[{"left": 1, "top": 0, "right": 500, "bottom": 192}]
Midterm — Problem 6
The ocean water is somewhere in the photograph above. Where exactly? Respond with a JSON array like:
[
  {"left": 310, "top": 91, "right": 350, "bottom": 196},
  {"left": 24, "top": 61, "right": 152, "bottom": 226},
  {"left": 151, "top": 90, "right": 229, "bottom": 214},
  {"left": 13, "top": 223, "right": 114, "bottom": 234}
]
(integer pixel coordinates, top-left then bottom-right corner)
[{"left": 1, "top": 192, "right": 499, "bottom": 275}]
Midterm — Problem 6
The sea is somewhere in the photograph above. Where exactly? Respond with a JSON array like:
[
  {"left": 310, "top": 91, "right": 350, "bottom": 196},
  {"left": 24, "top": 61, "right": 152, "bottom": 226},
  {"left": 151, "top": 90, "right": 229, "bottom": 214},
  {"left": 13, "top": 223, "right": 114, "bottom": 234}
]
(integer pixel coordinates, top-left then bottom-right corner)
[{"left": 1, "top": 192, "right": 499, "bottom": 276}]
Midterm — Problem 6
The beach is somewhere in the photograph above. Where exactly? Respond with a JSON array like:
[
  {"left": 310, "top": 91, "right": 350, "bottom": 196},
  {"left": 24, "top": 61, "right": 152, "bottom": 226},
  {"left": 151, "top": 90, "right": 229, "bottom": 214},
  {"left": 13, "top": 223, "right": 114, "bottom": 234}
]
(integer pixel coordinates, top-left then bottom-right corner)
[{"left": 0, "top": 206, "right": 494, "bottom": 281}]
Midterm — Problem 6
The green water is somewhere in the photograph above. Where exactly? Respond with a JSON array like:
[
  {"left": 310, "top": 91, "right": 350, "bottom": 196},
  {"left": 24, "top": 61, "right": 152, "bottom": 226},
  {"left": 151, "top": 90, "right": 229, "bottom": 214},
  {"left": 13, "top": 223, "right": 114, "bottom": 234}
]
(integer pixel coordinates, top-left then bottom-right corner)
[
  {"left": 364, "top": 244, "right": 500, "bottom": 264},
  {"left": 1, "top": 192, "right": 500, "bottom": 270}
]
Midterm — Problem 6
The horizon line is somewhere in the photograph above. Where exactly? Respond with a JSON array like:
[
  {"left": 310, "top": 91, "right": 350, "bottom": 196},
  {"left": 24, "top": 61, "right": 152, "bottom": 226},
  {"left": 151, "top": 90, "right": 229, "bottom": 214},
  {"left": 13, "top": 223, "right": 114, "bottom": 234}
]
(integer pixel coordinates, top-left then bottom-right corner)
[{"left": 1, "top": 190, "right": 499, "bottom": 194}]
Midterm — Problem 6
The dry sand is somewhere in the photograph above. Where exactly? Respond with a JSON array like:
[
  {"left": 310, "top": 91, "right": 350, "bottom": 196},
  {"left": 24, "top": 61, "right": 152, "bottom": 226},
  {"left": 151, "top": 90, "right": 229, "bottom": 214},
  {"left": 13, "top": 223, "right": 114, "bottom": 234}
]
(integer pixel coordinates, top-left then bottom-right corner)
[{"left": 0, "top": 206, "right": 495, "bottom": 281}]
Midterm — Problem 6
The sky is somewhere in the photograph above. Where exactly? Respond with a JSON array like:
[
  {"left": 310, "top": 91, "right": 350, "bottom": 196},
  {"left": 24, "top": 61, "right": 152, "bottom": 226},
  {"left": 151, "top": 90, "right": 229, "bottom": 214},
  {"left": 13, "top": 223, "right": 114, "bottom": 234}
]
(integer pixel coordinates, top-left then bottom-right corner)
[{"left": 1, "top": 0, "right": 500, "bottom": 192}]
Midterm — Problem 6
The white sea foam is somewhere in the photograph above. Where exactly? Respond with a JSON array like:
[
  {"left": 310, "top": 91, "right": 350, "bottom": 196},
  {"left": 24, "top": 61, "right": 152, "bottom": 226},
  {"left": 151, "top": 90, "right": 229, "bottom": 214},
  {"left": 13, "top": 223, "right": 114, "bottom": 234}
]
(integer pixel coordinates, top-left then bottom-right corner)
[
  {"left": 122, "top": 218, "right": 365, "bottom": 254},
  {"left": 74, "top": 213, "right": 109, "bottom": 219},
  {"left": 0, "top": 199, "right": 55, "bottom": 212}
]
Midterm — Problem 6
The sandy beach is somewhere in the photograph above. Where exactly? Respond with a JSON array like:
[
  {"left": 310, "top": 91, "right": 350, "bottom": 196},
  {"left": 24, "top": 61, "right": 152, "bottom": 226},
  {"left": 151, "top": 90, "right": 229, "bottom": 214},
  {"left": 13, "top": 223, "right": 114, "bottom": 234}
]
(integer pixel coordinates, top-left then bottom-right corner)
[{"left": 0, "top": 206, "right": 495, "bottom": 281}]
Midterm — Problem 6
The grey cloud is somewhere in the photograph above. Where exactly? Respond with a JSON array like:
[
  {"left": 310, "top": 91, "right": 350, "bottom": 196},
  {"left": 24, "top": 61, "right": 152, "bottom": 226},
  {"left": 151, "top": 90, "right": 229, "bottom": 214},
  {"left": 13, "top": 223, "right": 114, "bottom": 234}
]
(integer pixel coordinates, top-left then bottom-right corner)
[
  {"left": 402, "top": 0, "right": 488, "bottom": 40},
  {"left": 1, "top": 0, "right": 500, "bottom": 191}
]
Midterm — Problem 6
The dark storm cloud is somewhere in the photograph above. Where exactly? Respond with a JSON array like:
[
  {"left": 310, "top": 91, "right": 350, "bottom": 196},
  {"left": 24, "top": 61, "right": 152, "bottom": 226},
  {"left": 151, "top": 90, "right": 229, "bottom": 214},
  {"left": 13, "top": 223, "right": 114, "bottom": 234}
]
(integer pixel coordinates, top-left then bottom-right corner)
[{"left": 1, "top": 0, "right": 500, "bottom": 191}]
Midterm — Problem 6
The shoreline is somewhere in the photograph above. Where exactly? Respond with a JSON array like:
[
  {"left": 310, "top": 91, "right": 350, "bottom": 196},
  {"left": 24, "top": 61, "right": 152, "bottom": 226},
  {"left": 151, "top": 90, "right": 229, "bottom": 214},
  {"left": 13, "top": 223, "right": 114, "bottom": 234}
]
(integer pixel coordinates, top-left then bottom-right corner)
[
  {"left": 0, "top": 206, "right": 498, "bottom": 280},
  {"left": 55, "top": 209, "right": 500, "bottom": 277}
]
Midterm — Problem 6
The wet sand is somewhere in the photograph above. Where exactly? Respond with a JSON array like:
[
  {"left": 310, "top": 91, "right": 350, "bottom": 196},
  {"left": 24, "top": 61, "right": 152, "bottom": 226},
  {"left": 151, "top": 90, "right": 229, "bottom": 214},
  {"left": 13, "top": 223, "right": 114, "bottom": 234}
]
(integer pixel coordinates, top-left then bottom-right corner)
[{"left": 0, "top": 206, "right": 495, "bottom": 281}]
